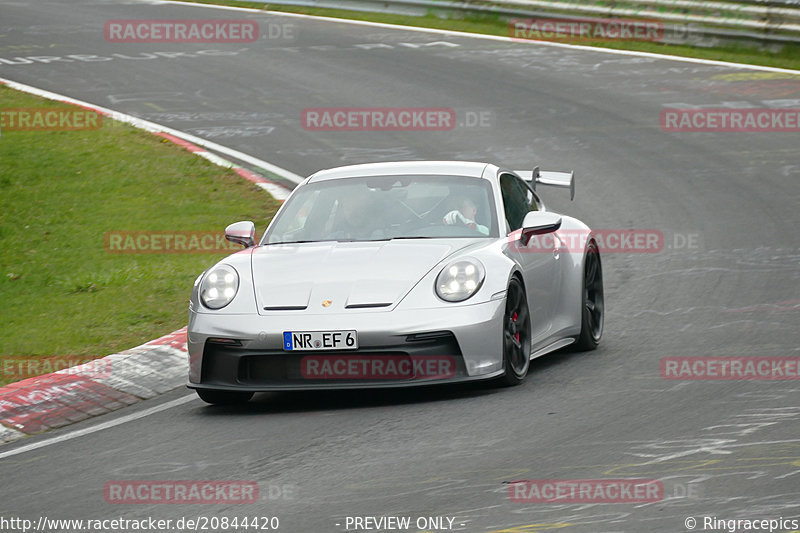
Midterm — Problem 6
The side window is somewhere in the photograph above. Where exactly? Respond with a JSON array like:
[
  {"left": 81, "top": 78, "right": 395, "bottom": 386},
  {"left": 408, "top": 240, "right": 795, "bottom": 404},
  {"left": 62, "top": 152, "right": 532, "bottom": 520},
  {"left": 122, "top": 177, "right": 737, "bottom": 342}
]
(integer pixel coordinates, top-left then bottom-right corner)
[{"left": 500, "top": 174, "right": 535, "bottom": 231}]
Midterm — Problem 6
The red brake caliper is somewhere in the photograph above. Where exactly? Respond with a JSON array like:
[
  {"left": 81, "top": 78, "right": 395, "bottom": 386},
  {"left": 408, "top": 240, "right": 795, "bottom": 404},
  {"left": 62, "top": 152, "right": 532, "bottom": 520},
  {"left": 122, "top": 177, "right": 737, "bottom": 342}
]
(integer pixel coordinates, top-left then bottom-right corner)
[{"left": 512, "top": 312, "right": 519, "bottom": 342}]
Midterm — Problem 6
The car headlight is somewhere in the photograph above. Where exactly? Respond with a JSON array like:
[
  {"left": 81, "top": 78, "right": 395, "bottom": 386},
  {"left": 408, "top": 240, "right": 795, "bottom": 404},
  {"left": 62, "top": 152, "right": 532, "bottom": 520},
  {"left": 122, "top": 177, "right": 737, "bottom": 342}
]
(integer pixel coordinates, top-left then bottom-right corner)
[
  {"left": 199, "top": 264, "right": 239, "bottom": 309},
  {"left": 435, "top": 259, "right": 485, "bottom": 302}
]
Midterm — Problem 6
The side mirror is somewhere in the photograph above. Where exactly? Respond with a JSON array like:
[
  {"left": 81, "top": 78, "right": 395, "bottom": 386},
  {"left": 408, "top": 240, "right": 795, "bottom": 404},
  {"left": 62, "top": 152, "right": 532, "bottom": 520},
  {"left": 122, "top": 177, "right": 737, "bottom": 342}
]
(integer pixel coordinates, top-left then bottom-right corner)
[
  {"left": 520, "top": 212, "right": 562, "bottom": 245},
  {"left": 225, "top": 221, "right": 256, "bottom": 248}
]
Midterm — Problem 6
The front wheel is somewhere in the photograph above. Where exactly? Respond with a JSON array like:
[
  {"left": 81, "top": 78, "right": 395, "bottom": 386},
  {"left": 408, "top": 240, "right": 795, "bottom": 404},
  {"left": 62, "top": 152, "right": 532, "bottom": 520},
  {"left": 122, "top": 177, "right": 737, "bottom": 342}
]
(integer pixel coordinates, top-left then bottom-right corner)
[
  {"left": 196, "top": 389, "right": 254, "bottom": 405},
  {"left": 496, "top": 277, "right": 531, "bottom": 387},
  {"left": 574, "top": 240, "right": 604, "bottom": 351}
]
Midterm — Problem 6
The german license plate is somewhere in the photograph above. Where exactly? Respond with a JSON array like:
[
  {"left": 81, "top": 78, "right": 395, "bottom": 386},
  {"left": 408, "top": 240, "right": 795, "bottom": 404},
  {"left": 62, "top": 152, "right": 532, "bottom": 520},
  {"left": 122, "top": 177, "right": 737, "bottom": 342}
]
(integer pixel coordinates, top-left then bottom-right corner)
[{"left": 283, "top": 330, "right": 358, "bottom": 351}]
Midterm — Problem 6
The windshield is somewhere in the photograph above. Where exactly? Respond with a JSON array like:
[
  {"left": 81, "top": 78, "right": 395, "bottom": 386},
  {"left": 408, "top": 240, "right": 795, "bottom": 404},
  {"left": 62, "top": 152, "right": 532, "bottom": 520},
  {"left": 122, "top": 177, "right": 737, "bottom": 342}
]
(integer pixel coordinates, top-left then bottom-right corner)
[{"left": 263, "top": 175, "right": 498, "bottom": 244}]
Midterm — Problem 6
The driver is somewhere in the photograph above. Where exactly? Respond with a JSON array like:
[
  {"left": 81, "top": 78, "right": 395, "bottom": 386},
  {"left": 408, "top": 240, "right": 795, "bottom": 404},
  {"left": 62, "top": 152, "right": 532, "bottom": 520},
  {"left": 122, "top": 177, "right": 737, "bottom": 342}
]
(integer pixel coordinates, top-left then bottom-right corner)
[
  {"left": 443, "top": 197, "right": 489, "bottom": 235},
  {"left": 330, "top": 194, "right": 374, "bottom": 240}
]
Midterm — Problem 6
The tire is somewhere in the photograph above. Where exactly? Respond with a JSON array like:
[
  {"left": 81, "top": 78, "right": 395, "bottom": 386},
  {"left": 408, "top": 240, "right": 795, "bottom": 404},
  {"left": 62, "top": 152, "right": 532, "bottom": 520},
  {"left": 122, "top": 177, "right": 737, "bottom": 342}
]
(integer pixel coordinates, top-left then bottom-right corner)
[
  {"left": 574, "top": 240, "right": 604, "bottom": 351},
  {"left": 496, "top": 276, "right": 532, "bottom": 387},
  {"left": 196, "top": 389, "right": 254, "bottom": 405}
]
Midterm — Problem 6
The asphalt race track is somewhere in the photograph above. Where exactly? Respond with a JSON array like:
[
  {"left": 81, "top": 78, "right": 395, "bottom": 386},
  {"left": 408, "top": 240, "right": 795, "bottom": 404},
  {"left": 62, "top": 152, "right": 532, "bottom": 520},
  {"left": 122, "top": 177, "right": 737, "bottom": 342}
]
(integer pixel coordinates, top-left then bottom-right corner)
[{"left": 1, "top": 0, "right": 799, "bottom": 531}]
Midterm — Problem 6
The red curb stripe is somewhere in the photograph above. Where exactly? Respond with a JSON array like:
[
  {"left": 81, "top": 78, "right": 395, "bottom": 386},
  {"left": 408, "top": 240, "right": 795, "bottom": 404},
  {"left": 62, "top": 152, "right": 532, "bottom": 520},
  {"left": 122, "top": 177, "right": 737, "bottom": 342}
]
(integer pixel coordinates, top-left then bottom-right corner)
[
  {"left": 0, "top": 377, "right": 90, "bottom": 432},
  {"left": 145, "top": 327, "right": 188, "bottom": 351},
  {"left": 234, "top": 168, "right": 289, "bottom": 203},
  {"left": 0, "top": 374, "right": 139, "bottom": 434},
  {"left": 154, "top": 132, "right": 204, "bottom": 152},
  {"left": 234, "top": 166, "right": 268, "bottom": 184},
  {"left": 1, "top": 380, "right": 33, "bottom": 391},
  {"left": 73, "top": 103, "right": 109, "bottom": 115},
  {"left": 149, "top": 133, "right": 290, "bottom": 196},
  {"left": 0, "top": 328, "right": 188, "bottom": 436}
]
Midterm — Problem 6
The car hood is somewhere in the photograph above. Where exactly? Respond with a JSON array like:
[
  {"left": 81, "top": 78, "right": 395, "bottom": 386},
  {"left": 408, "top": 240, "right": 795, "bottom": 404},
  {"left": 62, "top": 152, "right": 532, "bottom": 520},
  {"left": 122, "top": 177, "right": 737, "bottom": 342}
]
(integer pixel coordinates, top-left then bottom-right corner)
[{"left": 250, "top": 240, "right": 480, "bottom": 314}]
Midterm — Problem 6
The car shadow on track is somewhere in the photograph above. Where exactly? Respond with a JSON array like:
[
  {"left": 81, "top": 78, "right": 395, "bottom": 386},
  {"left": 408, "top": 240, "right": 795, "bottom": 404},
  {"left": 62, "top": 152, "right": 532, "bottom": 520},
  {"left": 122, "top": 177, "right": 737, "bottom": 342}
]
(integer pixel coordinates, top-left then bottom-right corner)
[
  {"left": 194, "top": 381, "right": 504, "bottom": 416},
  {"left": 193, "top": 345, "right": 595, "bottom": 416}
]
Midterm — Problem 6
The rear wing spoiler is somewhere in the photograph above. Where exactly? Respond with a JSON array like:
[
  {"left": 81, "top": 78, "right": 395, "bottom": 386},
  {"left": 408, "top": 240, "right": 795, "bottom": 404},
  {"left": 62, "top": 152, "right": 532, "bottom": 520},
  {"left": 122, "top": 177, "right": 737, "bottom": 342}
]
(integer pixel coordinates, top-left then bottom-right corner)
[{"left": 515, "top": 167, "right": 575, "bottom": 201}]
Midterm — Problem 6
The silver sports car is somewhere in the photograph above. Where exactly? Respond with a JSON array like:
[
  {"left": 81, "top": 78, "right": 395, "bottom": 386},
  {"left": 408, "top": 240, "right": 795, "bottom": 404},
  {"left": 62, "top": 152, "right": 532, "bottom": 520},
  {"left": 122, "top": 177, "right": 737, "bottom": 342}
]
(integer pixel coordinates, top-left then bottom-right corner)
[{"left": 187, "top": 161, "right": 603, "bottom": 404}]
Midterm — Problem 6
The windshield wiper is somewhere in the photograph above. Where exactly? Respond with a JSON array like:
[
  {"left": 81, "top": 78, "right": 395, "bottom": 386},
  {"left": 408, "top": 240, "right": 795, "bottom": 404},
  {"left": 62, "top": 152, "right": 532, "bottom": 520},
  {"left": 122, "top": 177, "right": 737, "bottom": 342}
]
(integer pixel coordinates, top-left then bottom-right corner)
[
  {"left": 268, "top": 237, "right": 436, "bottom": 245},
  {"left": 266, "top": 240, "right": 320, "bottom": 245}
]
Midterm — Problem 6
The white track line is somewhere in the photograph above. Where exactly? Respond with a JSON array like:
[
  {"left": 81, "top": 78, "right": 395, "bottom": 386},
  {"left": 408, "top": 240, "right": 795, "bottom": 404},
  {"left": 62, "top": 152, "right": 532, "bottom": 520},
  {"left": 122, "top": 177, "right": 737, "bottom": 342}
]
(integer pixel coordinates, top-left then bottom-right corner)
[
  {"left": 161, "top": 0, "right": 800, "bottom": 75},
  {"left": 0, "top": 77, "right": 304, "bottom": 185},
  {"left": 0, "top": 395, "right": 197, "bottom": 460}
]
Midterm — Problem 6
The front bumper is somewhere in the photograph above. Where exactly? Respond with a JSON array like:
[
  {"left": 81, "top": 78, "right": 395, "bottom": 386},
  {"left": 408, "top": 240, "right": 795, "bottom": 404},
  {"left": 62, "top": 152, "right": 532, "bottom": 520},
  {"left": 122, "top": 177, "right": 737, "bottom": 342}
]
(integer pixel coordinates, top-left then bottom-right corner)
[{"left": 187, "top": 298, "right": 506, "bottom": 391}]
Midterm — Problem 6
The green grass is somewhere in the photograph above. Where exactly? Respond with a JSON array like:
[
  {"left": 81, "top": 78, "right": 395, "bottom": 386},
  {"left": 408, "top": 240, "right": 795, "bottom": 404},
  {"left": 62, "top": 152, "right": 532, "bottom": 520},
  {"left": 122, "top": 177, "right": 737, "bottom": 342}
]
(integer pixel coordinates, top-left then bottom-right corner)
[
  {"left": 0, "top": 86, "right": 281, "bottom": 386},
  {"left": 183, "top": 0, "right": 800, "bottom": 71}
]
